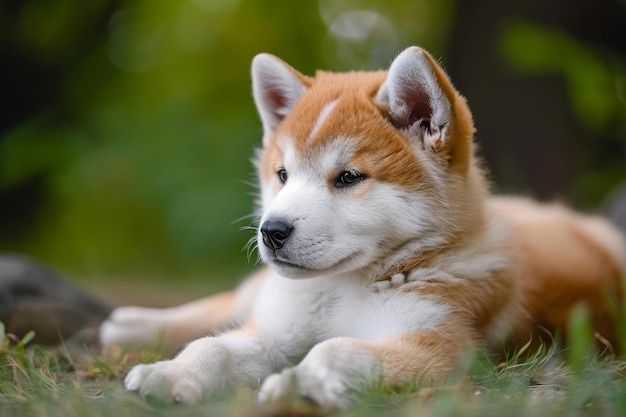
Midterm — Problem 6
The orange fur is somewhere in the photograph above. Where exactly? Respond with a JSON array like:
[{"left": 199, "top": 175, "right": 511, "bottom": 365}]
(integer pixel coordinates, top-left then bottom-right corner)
[{"left": 490, "top": 197, "right": 625, "bottom": 351}]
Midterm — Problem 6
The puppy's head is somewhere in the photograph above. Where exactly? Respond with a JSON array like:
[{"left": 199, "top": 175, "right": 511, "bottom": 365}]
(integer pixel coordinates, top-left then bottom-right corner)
[{"left": 251, "top": 46, "right": 487, "bottom": 278}]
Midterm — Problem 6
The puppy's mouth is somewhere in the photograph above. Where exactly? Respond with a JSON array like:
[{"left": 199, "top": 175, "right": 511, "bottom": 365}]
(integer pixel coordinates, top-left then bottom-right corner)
[
  {"left": 271, "top": 258, "right": 307, "bottom": 270},
  {"left": 267, "top": 251, "right": 363, "bottom": 276}
]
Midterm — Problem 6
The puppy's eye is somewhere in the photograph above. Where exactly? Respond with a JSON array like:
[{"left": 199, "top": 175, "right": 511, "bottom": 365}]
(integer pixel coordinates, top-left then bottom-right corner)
[
  {"left": 277, "top": 169, "right": 288, "bottom": 184},
  {"left": 335, "top": 170, "right": 365, "bottom": 188}
]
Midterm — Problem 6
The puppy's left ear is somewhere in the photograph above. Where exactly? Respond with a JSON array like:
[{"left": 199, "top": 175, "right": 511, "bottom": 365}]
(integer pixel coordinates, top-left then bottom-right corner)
[
  {"left": 252, "top": 54, "right": 311, "bottom": 143},
  {"left": 376, "top": 47, "right": 473, "bottom": 163}
]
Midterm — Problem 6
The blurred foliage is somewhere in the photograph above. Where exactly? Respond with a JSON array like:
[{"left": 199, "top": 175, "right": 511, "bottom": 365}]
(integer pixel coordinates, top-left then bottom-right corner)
[
  {"left": 499, "top": 19, "right": 626, "bottom": 206},
  {"left": 501, "top": 21, "right": 625, "bottom": 133},
  {"left": 0, "top": 0, "right": 624, "bottom": 284}
]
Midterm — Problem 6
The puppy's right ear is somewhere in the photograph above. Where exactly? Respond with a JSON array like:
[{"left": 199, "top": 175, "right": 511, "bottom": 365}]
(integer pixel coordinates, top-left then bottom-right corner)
[{"left": 252, "top": 54, "right": 310, "bottom": 142}]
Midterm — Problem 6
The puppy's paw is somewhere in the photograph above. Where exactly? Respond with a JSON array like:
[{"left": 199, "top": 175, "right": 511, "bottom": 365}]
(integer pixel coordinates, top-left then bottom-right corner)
[
  {"left": 257, "top": 368, "right": 296, "bottom": 404},
  {"left": 125, "top": 360, "right": 204, "bottom": 404},
  {"left": 258, "top": 365, "right": 351, "bottom": 409},
  {"left": 100, "top": 306, "right": 169, "bottom": 346}
]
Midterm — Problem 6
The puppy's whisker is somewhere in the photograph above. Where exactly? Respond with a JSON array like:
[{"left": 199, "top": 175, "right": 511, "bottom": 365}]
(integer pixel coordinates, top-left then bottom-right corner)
[
  {"left": 244, "top": 235, "right": 260, "bottom": 263},
  {"left": 230, "top": 213, "right": 259, "bottom": 225}
]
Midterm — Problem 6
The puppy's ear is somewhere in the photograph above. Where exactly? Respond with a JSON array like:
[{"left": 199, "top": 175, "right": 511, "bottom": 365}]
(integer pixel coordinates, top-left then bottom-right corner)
[
  {"left": 252, "top": 54, "right": 310, "bottom": 142},
  {"left": 376, "top": 47, "right": 469, "bottom": 159}
]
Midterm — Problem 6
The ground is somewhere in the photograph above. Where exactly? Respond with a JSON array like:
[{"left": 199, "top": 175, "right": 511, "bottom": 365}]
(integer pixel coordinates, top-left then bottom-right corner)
[
  {"left": 1, "top": 320, "right": 626, "bottom": 417},
  {"left": 1, "top": 278, "right": 625, "bottom": 417}
]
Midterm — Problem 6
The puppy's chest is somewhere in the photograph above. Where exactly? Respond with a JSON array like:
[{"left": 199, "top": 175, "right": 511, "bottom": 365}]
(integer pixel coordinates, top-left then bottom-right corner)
[{"left": 254, "top": 274, "right": 449, "bottom": 343}]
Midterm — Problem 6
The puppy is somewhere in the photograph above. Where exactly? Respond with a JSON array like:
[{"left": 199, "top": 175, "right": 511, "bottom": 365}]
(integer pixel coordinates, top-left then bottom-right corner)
[{"left": 100, "top": 46, "right": 625, "bottom": 408}]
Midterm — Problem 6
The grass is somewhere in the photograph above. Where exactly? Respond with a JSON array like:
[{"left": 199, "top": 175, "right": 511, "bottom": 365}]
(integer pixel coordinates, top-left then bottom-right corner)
[{"left": 1, "top": 321, "right": 626, "bottom": 417}]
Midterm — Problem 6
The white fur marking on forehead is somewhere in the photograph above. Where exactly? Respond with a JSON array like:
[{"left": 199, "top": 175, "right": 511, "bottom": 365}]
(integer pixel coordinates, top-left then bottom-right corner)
[
  {"left": 316, "top": 137, "right": 356, "bottom": 171},
  {"left": 308, "top": 100, "right": 338, "bottom": 142},
  {"left": 280, "top": 133, "right": 356, "bottom": 176},
  {"left": 277, "top": 135, "right": 296, "bottom": 166}
]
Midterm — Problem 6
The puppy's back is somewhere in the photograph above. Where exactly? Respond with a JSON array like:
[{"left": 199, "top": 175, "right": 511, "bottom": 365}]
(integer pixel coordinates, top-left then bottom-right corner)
[{"left": 489, "top": 196, "right": 625, "bottom": 351}]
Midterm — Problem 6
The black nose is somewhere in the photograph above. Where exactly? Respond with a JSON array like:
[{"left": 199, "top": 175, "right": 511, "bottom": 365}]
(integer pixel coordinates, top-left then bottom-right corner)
[{"left": 260, "top": 221, "right": 292, "bottom": 250}]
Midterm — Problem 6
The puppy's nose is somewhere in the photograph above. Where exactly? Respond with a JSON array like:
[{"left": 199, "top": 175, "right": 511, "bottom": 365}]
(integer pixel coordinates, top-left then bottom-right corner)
[{"left": 260, "top": 221, "right": 292, "bottom": 250}]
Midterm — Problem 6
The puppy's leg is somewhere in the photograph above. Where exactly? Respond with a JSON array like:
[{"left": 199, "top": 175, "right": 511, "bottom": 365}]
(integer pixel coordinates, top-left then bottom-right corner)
[
  {"left": 124, "top": 325, "right": 287, "bottom": 404},
  {"left": 259, "top": 329, "right": 469, "bottom": 409},
  {"left": 99, "top": 269, "right": 266, "bottom": 350}
]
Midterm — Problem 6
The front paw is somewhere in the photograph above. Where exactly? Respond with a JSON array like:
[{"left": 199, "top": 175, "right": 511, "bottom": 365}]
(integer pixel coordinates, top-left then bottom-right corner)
[
  {"left": 258, "top": 366, "right": 351, "bottom": 409},
  {"left": 100, "top": 306, "right": 168, "bottom": 346},
  {"left": 125, "top": 360, "right": 204, "bottom": 404}
]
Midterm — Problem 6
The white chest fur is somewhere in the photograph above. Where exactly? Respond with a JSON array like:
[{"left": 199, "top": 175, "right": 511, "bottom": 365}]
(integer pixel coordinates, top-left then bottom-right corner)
[{"left": 252, "top": 271, "right": 449, "bottom": 358}]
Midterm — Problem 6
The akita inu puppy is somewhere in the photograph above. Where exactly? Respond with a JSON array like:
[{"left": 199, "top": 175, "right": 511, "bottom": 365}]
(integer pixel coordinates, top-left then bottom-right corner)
[{"left": 100, "top": 46, "right": 626, "bottom": 408}]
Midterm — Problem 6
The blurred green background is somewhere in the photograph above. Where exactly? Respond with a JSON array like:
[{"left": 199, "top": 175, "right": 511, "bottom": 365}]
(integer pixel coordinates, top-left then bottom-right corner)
[{"left": 1, "top": 0, "right": 625, "bottom": 298}]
